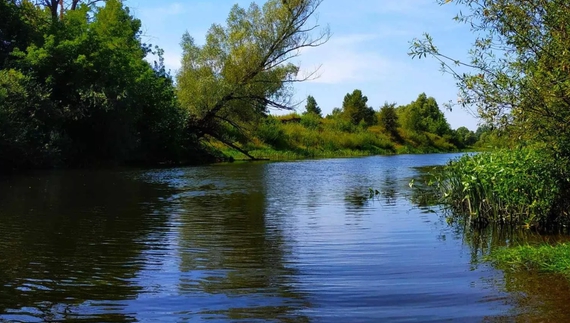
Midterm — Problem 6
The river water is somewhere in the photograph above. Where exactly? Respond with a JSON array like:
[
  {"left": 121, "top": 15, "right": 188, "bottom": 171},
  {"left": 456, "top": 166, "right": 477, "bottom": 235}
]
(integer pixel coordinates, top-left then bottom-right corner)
[{"left": 1, "top": 153, "right": 569, "bottom": 322}]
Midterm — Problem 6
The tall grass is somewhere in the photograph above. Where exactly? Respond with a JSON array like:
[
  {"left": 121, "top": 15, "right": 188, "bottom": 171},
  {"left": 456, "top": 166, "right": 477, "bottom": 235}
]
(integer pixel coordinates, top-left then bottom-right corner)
[
  {"left": 243, "top": 114, "right": 459, "bottom": 160},
  {"left": 487, "top": 243, "right": 570, "bottom": 280},
  {"left": 429, "top": 148, "right": 570, "bottom": 228}
]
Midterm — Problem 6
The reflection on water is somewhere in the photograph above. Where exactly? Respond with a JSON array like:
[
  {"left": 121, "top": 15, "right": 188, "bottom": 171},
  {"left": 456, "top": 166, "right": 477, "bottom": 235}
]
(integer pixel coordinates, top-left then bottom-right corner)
[
  {"left": 0, "top": 154, "right": 569, "bottom": 322},
  {"left": 0, "top": 170, "right": 168, "bottom": 322}
]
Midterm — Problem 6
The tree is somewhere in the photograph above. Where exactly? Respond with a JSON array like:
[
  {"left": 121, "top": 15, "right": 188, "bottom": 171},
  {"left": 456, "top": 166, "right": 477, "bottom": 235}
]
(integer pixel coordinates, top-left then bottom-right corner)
[
  {"left": 399, "top": 93, "right": 451, "bottom": 136},
  {"left": 378, "top": 102, "right": 400, "bottom": 139},
  {"left": 409, "top": 0, "right": 570, "bottom": 156},
  {"left": 177, "top": 0, "right": 329, "bottom": 159},
  {"left": 454, "top": 126, "right": 476, "bottom": 147},
  {"left": 40, "top": 0, "right": 105, "bottom": 20},
  {"left": 342, "top": 89, "right": 376, "bottom": 126},
  {"left": 0, "top": 0, "right": 184, "bottom": 170},
  {"left": 304, "top": 95, "right": 321, "bottom": 117},
  {"left": 0, "top": 0, "right": 44, "bottom": 69}
]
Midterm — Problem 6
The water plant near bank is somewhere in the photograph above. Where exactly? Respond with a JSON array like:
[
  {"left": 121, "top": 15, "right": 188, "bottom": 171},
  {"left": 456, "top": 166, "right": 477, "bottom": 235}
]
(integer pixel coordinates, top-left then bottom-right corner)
[
  {"left": 487, "top": 243, "right": 570, "bottom": 280},
  {"left": 428, "top": 148, "right": 570, "bottom": 229}
]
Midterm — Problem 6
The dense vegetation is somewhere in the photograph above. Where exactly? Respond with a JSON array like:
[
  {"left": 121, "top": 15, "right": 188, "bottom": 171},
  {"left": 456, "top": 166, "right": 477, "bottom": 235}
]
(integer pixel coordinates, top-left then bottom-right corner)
[
  {"left": 217, "top": 92, "right": 484, "bottom": 160},
  {"left": 411, "top": 0, "right": 570, "bottom": 229},
  {"left": 0, "top": 0, "right": 479, "bottom": 172},
  {"left": 411, "top": 0, "right": 570, "bottom": 276},
  {"left": 0, "top": 0, "right": 190, "bottom": 170},
  {"left": 430, "top": 148, "right": 569, "bottom": 228}
]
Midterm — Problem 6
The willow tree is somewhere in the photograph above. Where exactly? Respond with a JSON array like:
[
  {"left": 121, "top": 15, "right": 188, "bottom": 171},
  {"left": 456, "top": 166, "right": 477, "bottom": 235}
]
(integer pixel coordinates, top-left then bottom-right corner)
[
  {"left": 409, "top": 0, "right": 570, "bottom": 156},
  {"left": 176, "top": 0, "right": 329, "bottom": 159}
]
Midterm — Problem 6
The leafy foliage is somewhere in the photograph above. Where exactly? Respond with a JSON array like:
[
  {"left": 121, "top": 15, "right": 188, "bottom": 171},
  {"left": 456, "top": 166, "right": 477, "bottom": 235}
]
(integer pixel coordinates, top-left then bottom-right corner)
[
  {"left": 410, "top": 0, "right": 570, "bottom": 157},
  {"left": 176, "top": 0, "right": 329, "bottom": 159}
]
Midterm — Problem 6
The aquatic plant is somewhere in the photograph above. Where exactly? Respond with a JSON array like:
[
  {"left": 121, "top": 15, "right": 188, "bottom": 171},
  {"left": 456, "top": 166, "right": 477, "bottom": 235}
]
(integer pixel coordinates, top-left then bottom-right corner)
[
  {"left": 487, "top": 243, "right": 570, "bottom": 279},
  {"left": 428, "top": 148, "right": 570, "bottom": 228}
]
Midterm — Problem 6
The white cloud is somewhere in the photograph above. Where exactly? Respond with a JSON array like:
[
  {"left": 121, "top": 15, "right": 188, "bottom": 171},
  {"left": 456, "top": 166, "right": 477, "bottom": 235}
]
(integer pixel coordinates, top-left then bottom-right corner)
[
  {"left": 296, "top": 34, "right": 409, "bottom": 84},
  {"left": 163, "top": 50, "right": 182, "bottom": 72},
  {"left": 136, "top": 2, "right": 186, "bottom": 23}
]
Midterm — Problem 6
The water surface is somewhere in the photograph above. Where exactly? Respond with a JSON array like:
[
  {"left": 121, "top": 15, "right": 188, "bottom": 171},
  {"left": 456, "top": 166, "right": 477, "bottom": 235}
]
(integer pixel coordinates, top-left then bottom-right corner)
[{"left": 1, "top": 154, "right": 569, "bottom": 322}]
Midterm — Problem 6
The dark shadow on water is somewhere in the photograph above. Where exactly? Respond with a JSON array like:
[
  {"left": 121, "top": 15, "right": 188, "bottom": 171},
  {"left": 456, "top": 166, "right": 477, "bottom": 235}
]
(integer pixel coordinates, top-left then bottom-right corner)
[{"left": 0, "top": 169, "right": 172, "bottom": 322}]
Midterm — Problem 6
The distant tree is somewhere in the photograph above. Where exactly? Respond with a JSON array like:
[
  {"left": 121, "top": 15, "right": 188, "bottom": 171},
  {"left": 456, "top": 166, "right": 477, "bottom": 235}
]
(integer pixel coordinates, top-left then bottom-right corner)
[
  {"left": 378, "top": 102, "right": 400, "bottom": 139},
  {"left": 329, "top": 107, "right": 342, "bottom": 118},
  {"left": 454, "top": 126, "right": 477, "bottom": 147},
  {"left": 475, "top": 124, "right": 492, "bottom": 140},
  {"left": 342, "top": 89, "right": 376, "bottom": 126},
  {"left": 304, "top": 95, "right": 322, "bottom": 117},
  {"left": 399, "top": 93, "right": 451, "bottom": 136}
]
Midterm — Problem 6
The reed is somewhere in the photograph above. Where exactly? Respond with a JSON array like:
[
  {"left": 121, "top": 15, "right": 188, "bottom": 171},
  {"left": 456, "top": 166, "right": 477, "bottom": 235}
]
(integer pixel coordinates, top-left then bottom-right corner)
[{"left": 428, "top": 148, "right": 569, "bottom": 228}]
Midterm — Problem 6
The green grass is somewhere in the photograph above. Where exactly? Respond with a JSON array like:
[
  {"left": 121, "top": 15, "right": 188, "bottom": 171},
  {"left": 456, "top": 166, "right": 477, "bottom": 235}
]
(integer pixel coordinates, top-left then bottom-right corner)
[
  {"left": 487, "top": 243, "right": 570, "bottom": 279},
  {"left": 234, "top": 114, "right": 462, "bottom": 161},
  {"left": 220, "top": 147, "right": 380, "bottom": 161}
]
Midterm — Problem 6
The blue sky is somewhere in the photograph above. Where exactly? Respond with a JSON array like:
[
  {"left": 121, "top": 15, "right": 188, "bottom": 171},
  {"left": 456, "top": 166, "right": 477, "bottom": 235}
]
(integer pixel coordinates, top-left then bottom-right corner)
[{"left": 126, "top": 0, "right": 480, "bottom": 130}]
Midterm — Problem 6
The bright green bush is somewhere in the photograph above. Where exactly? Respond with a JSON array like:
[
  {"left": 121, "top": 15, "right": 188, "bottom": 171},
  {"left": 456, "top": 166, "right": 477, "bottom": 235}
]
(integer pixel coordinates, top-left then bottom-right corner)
[
  {"left": 255, "top": 118, "right": 290, "bottom": 149},
  {"left": 431, "top": 148, "right": 569, "bottom": 227},
  {"left": 300, "top": 112, "right": 321, "bottom": 130}
]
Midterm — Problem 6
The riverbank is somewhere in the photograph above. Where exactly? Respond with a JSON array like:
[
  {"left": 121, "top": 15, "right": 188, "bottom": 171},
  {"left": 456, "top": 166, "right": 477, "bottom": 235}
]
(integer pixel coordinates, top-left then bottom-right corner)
[
  {"left": 423, "top": 146, "right": 570, "bottom": 290},
  {"left": 212, "top": 113, "right": 478, "bottom": 161},
  {"left": 487, "top": 243, "right": 570, "bottom": 280}
]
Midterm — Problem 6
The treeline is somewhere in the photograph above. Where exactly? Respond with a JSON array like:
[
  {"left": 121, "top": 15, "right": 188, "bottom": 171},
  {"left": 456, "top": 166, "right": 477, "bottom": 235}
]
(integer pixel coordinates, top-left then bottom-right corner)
[
  {"left": 225, "top": 91, "right": 486, "bottom": 159},
  {"left": 0, "top": 0, "right": 482, "bottom": 172}
]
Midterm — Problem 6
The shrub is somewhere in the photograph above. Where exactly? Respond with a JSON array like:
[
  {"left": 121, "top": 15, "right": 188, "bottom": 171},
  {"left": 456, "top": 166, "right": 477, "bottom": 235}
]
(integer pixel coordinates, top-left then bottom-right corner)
[
  {"left": 300, "top": 113, "right": 321, "bottom": 130},
  {"left": 256, "top": 118, "right": 289, "bottom": 149},
  {"left": 429, "top": 148, "right": 570, "bottom": 228}
]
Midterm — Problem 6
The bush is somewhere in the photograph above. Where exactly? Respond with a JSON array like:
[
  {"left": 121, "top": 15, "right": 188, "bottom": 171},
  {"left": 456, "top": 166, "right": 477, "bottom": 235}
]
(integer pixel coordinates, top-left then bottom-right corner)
[
  {"left": 429, "top": 148, "right": 570, "bottom": 228},
  {"left": 300, "top": 113, "right": 321, "bottom": 130},
  {"left": 256, "top": 118, "right": 289, "bottom": 149},
  {"left": 326, "top": 117, "right": 357, "bottom": 133}
]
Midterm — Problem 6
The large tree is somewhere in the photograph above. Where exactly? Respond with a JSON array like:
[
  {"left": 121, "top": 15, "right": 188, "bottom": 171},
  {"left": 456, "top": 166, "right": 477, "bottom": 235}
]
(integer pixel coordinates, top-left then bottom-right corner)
[
  {"left": 40, "top": 0, "right": 104, "bottom": 20},
  {"left": 341, "top": 89, "right": 376, "bottom": 126},
  {"left": 304, "top": 95, "right": 322, "bottom": 117},
  {"left": 378, "top": 102, "right": 400, "bottom": 139},
  {"left": 409, "top": 0, "right": 570, "bottom": 155},
  {"left": 176, "top": 0, "right": 329, "bottom": 159}
]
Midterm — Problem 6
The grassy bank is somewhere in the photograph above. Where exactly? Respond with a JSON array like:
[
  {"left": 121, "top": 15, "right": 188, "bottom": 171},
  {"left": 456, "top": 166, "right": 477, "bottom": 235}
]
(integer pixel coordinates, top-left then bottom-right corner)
[
  {"left": 487, "top": 243, "right": 570, "bottom": 279},
  {"left": 215, "top": 113, "right": 466, "bottom": 160}
]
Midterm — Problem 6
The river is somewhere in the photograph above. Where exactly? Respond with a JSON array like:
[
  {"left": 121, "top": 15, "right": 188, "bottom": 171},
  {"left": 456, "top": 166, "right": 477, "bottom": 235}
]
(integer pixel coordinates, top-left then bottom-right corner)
[{"left": 1, "top": 153, "right": 569, "bottom": 322}]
